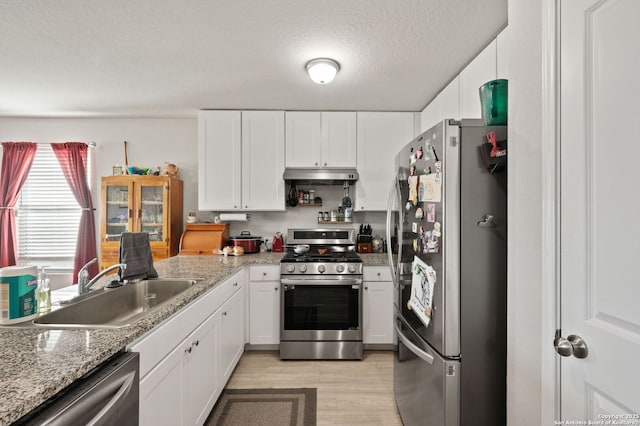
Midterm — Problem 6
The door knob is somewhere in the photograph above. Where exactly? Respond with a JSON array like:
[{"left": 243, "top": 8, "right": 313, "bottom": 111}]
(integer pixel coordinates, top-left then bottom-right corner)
[{"left": 554, "top": 331, "right": 589, "bottom": 359}]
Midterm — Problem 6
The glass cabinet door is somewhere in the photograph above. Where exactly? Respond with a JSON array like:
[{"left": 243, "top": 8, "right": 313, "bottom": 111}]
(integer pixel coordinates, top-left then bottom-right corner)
[
  {"left": 139, "top": 184, "right": 166, "bottom": 243},
  {"left": 105, "top": 184, "right": 130, "bottom": 241}
]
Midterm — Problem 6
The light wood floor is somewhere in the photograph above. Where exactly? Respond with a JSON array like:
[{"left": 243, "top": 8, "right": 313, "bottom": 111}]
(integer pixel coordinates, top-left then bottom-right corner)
[{"left": 225, "top": 350, "right": 403, "bottom": 426}]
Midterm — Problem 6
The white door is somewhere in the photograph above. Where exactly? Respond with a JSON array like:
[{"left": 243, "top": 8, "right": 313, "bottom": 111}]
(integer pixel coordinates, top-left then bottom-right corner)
[{"left": 560, "top": 0, "right": 640, "bottom": 420}]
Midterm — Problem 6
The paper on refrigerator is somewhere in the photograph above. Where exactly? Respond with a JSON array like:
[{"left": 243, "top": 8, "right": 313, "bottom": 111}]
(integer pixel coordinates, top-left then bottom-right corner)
[{"left": 409, "top": 256, "right": 436, "bottom": 328}]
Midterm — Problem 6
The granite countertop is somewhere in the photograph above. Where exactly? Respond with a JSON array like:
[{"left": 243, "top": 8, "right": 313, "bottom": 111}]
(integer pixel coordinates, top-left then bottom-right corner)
[{"left": 0, "top": 252, "right": 387, "bottom": 424}]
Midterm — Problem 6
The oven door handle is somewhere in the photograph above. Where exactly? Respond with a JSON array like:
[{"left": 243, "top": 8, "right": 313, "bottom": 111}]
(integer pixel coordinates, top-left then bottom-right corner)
[{"left": 280, "top": 278, "right": 363, "bottom": 286}]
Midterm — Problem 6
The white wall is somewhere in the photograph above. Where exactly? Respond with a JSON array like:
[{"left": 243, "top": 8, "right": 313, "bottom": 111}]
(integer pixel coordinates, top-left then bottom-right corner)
[
  {"left": 505, "top": 0, "right": 543, "bottom": 424},
  {"left": 0, "top": 118, "right": 386, "bottom": 258}
]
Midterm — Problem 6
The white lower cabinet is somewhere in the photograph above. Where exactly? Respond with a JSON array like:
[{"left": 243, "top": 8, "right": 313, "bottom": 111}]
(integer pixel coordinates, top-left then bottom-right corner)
[
  {"left": 218, "top": 288, "right": 246, "bottom": 383},
  {"left": 131, "top": 271, "right": 246, "bottom": 426},
  {"left": 248, "top": 265, "right": 280, "bottom": 345},
  {"left": 138, "top": 342, "right": 187, "bottom": 425},
  {"left": 363, "top": 267, "right": 394, "bottom": 345}
]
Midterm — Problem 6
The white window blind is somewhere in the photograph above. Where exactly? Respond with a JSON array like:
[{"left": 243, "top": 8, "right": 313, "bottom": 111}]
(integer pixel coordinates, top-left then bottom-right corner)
[{"left": 16, "top": 144, "right": 92, "bottom": 268}]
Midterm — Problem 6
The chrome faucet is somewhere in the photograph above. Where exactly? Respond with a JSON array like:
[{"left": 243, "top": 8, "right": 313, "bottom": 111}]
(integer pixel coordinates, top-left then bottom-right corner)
[
  {"left": 77, "top": 258, "right": 97, "bottom": 289},
  {"left": 78, "top": 261, "right": 127, "bottom": 295}
]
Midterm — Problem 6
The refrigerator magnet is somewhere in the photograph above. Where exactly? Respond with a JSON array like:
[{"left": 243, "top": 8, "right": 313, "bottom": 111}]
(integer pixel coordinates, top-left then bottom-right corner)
[
  {"left": 415, "top": 207, "right": 424, "bottom": 219},
  {"left": 411, "top": 222, "right": 418, "bottom": 233},
  {"left": 426, "top": 203, "right": 436, "bottom": 223},
  {"left": 410, "top": 153, "right": 417, "bottom": 164},
  {"left": 416, "top": 146, "right": 424, "bottom": 159},
  {"left": 432, "top": 222, "right": 442, "bottom": 237},
  {"left": 405, "top": 201, "right": 413, "bottom": 211},
  {"left": 408, "top": 176, "right": 418, "bottom": 203},
  {"left": 410, "top": 257, "right": 436, "bottom": 327},
  {"left": 417, "top": 179, "right": 425, "bottom": 201},
  {"left": 412, "top": 238, "right": 419, "bottom": 252},
  {"left": 410, "top": 164, "right": 416, "bottom": 176},
  {"left": 431, "top": 145, "right": 439, "bottom": 162},
  {"left": 435, "top": 161, "right": 442, "bottom": 172},
  {"left": 425, "top": 143, "right": 432, "bottom": 160}
]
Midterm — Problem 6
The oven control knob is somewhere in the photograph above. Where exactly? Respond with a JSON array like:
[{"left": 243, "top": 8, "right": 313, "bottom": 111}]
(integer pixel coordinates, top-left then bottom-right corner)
[
  {"left": 286, "top": 264, "right": 295, "bottom": 273},
  {"left": 317, "top": 264, "right": 326, "bottom": 273},
  {"left": 299, "top": 264, "right": 307, "bottom": 273},
  {"left": 336, "top": 264, "right": 345, "bottom": 273},
  {"left": 348, "top": 264, "right": 357, "bottom": 273}
]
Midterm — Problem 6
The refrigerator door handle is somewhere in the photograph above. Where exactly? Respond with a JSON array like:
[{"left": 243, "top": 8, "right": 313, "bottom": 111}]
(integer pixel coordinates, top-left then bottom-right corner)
[
  {"left": 395, "top": 321, "right": 435, "bottom": 365},
  {"left": 386, "top": 174, "right": 398, "bottom": 280}
]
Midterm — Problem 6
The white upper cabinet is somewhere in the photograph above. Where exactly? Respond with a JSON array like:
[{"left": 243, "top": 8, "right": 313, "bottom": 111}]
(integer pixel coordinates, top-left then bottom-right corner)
[
  {"left": 321, "top": 112, "right": 357, "bottom": 168},
  {"left": 198, "top": 110, "right": 285, "bottom": 211},
  {"left": 355, "top": 112, "right": 416, "bottom": 211},
  {"left": 285, "top": 111, "right": 356, "bottom": 168},
  {"left": 241, "top": 111, "right": 285, "bottom": 210},
  {"left": 420, "top": 76, "right": 460, "bottom": 132},
  {"left": 459, "top": 39, "right": 497, "bottom": 119},
  {"left": 198, "top": 110, "right": 242, "bottom": 211}
]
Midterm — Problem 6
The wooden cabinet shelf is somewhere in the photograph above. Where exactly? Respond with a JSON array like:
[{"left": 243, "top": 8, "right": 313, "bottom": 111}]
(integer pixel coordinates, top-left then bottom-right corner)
[
  {"left": 317, "top": 220, "right": 353, "bottom": 225},
  {"left": 297, "top": 203, "right": 323, "bottom": 207}
]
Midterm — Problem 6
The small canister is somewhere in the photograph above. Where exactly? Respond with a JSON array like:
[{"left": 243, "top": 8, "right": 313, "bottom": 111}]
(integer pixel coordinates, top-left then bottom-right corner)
[
  {"left": 318, "top": 211, "right": 324, "bottom": 221},
  {"left": 330, "top": 210, "right": 338, "bottom": 222},
  {"left": 345, "top": 207, "right": 353, "bottom": 222},
  {"left": 323, "top": 211, "right": 330, "bottom": 221}
]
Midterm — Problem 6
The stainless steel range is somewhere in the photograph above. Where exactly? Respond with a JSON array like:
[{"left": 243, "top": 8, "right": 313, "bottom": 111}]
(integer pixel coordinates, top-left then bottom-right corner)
[{"left": 280, "top": 228, "right": 363, "bottom": 360}]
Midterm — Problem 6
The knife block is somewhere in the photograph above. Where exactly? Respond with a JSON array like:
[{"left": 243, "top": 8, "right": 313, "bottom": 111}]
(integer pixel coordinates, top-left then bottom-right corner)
[{"left": 357, "top": 243, "right": 372, "bottom": 253}]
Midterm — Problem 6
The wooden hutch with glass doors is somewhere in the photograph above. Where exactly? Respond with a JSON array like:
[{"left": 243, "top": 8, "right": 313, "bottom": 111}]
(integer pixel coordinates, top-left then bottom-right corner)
[{"left": 100, "top": 175, "right": 183, "bottom": 271}]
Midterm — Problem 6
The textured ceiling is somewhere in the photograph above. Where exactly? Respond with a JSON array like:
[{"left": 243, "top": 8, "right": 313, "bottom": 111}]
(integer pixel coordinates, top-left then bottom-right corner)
[{"left": 0, "top": 0, "right": 507, "bottom": 117}]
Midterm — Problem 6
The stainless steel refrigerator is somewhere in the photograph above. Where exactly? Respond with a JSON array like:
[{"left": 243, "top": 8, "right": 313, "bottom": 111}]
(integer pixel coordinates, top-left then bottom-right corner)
[{"left": 385, "top": 119, "right": 507, "bottom": 426}]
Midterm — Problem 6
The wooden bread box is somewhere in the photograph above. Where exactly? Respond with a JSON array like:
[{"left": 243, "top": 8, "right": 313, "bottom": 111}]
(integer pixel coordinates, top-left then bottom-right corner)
[{"left": 179, "top": 223, "right": 229, "bottom": 255}]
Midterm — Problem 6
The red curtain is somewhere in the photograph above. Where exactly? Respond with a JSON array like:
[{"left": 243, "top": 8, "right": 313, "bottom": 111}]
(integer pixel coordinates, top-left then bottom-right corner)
[
  {"left": 0, "top": 142, "right": 38, "bottom": 267},
  {"left": 51, "top": 142, "right": 98, "bottom": 283}
]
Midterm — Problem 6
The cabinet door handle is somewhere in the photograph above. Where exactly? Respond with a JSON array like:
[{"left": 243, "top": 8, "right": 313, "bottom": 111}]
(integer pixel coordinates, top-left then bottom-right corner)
[
  {"left": 274, "top": 287, "right": 279, "bottom": 291},
  {"left": 185, "top": 346, "right": 192, "bottom": 354},
  {"left": 263, "top": 272, "right": 267, "bottom": 276},
  {"left": 315, "top": 162, "right": 318, "bottom": 166},
  {"left": 192, "top": 340, "right": 200, "bottom": 347},
  {"left": 365, "top": 286, "right": 369, "bottom": 290},
  {"left": 324, "top": 162, "right": 327, "bottom": 167},
  {"left": 377, "top": 272, "right": 381, "bottom": 276},
  {"left": 128, "top": 209, "right": 132, "bottom": 218},
  {"left": 222, "top": 311, "right": 228, "bottom": 316},
  {"left": 233, "top": 282, "right": 238, "bottom": 287}
]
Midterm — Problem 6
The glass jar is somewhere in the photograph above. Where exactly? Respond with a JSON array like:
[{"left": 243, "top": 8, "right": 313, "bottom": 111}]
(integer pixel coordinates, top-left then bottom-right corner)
[
  {"left": 330, "top": 210, "right": 338, "bottom": 222},
  {"left": 323, "top": 211, "right": 330, "bottom": 221}
]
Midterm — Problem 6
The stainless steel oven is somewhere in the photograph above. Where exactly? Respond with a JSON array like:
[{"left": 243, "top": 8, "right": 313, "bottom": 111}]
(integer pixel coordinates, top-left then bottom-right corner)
[{"left": 280, "top": 229, "right": 363, "bottom": 360}]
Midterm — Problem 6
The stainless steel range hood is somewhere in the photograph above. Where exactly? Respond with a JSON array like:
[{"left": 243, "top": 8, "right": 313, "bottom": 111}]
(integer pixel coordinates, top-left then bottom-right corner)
[{"left": 283, "top": 168, "right": 358, "bottom": 185}]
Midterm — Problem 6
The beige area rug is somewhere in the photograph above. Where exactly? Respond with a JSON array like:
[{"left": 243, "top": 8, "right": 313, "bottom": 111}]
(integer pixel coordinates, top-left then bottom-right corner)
[{"left": 206, "top": 388, "right": 317, "bottom": 426}]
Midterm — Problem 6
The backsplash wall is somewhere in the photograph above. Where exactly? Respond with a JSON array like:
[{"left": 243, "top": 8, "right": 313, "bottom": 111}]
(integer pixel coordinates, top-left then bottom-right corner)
[{"left": 199, "top": 185, "right": 389, "bottom": 248}]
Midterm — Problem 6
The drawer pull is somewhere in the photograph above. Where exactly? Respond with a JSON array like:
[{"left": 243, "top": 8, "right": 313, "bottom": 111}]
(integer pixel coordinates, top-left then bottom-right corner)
[
  {"left": 274, "top": 287, "right": 278, "bottom": 291},
  {"left": 233, "top": 282, "right": 238, "bottom": 287},
  {"left": 185, "top": 346, "right": 192, "bottom": 354},
  {"left": 222, "top": 311, "right": 228, "bottom": 316},
  {"left": 192, "top": 340, "right": 200, "bottom": 347}
]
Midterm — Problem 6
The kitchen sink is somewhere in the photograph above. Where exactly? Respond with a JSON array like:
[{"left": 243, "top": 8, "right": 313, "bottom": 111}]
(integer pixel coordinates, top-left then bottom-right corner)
[{"left": 33, "top": 279, "right": 199, "bottom": 328}]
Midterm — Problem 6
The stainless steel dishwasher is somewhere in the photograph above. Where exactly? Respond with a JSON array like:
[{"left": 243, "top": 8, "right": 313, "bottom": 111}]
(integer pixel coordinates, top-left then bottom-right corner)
[{"left": 14, "top": 351, "right": 139, "bottom": 425}]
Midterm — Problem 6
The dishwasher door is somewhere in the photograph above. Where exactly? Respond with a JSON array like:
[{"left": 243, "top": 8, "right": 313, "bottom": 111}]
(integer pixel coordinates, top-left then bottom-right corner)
[{"left": 16, "top": 351, "right": 139, "bottom": 426}]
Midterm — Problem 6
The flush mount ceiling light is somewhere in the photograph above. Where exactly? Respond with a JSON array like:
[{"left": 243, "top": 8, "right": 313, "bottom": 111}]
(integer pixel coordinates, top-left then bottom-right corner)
[{"left": 306, "top": 58, "right": 340, "bottom": 84}]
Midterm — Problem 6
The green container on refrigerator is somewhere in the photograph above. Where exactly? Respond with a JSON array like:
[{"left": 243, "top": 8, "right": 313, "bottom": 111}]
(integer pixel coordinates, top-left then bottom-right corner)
[{"left": 479, "top": 79, "right": 508, "bottom": 125}]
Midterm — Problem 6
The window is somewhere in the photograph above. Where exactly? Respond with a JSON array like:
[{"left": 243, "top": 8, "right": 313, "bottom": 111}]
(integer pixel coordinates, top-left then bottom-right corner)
[{"left": 16, "top": 144, "right": 93, "bottom": 269}]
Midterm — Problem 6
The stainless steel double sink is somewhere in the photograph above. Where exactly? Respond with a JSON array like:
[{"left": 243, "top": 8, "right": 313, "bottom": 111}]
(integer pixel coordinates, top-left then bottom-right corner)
[{"left": 33, "top": 279, "right": 200, "bottom": 328}]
